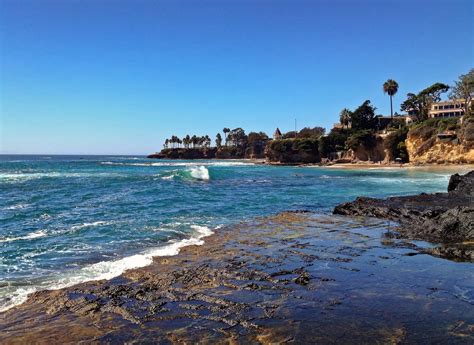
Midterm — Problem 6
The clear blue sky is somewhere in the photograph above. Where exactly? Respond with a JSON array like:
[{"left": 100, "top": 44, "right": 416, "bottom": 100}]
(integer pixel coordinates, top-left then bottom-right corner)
[{"left": 1, "top": 0, "right": 472, "bottom": 155}]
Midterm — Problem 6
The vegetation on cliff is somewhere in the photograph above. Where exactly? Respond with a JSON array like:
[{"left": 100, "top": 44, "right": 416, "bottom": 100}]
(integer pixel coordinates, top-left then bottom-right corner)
[
  {"left": 151, "top": 68, "right": 473, "bottom": 164},
  {"left": 266, "top": 138, "right": 320, "bottom": 164},
  {"left": 406, "top": 117, "right": 473, "bottom": 164}
]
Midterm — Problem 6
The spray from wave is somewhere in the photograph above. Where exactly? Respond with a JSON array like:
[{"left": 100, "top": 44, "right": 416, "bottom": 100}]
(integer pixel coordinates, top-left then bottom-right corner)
[
  {"left": 160, "top": 166, "right": 210, "bottom": 181},
  {"left": 188, "top": 166, "right": 210, "bottom": 180}
]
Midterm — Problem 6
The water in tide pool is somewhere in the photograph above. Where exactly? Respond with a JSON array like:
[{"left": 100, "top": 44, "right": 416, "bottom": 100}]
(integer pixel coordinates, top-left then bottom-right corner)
[{"left": 0, "top": 155, "right": 470, "bottom": 311}]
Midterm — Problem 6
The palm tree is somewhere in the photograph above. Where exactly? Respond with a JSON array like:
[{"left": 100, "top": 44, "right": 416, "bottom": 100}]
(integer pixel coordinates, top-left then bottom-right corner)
[
  {"left": 383, "top": 79, "right": 399, "bottom": 121},
  {"left": 339, "top": 108, "right": 352, "bottom": 130},
  {"left": 223, "top": 128, "right": 230, "bottom": 146},
  {"left": 185, "top": 135, "right": 191, "bottom": 149},
  {"left": 216, "top": 133, "right": 222, "bottom": 147}
]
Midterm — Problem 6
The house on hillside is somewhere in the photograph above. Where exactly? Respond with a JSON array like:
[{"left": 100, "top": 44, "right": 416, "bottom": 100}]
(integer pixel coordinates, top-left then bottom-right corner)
[{"left": 429, "top": 99, "right": 468, "bottom": 119}]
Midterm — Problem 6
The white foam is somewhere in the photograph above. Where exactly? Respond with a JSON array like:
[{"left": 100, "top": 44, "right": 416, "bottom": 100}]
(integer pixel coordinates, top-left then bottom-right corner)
[
  {"left": 0, "top": 172, "right": 120, "bottom": 183},
  {"left": 189, "top": 166, "right": 210, "bottom": 180},
  {"left": 101, "top": 161, "right": 254, "bottom": 167},
  {"left": 0, "top": 224, "right": 216, "bottom": 312},
  {"left": 0, "top": 230, "right": 47, "bottom": 243},
  {"left": 3, "top": 203, "right": 29, "bottom": 210},
  {"left": 70, "top": 221, "right": 114, "bottom": 231}
]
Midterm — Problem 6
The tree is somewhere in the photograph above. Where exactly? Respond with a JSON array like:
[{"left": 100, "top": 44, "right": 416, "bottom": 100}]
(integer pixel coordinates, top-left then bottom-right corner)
[
  {"left": 401, "top": 83, "right": 450, "bottom": 121},
  {"left": 449, "top": 69, "right": 474, "bottom": 117},
  {"left": 339, "top": 108, "right": 352, "bottom": 130},
  {"left": 282, "top": 131, "right": 297, "bottom": 139},
  {"left": 223, "top": 128, "right": 230, "bottom": 146},
  {"left": 185, "top": 135, "right": 191, "bottom": 148},
  {"left": 349, "top": 100, "right": 377, "bottom": 130},
  {"left": 215, "top": 133, "right": 222, "bottom": 147},
  {"left": 227, "top": 128, "right": 247, "bottom": 147},
  {"left": 298, "top": 127, "right": 325, "bottom": 138},
  {"left": 383, "top": 79, "right": 399, "bottom": 121},
  {"left": 164, "top": 139, "right": 169, "bottom": 149},
  {"left": 204, "top": 135, "right": 211, "bottom": 148}
]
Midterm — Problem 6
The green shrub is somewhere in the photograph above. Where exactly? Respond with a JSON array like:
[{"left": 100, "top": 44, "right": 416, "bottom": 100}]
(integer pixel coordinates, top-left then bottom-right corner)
[
  {"left": 346, "top": 130, "right": 376, "bottom": 150},
  {"left": 384, "top": 127, "right": 409, "bottom": 162}
]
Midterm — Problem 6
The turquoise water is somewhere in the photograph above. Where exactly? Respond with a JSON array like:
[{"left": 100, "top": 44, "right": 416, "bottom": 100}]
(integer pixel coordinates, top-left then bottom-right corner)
[{"left": 0, "top": 155, "right": 468, "bottom": 311}]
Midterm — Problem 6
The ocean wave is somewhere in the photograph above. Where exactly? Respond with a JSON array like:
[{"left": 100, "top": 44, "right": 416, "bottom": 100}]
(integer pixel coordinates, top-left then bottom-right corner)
[
  {"left": 3, "top": 203, "right": 29, "bottom": 211},
  {"left": 160, "top": 166, "right": 210, "bottom": 181},
  {"left": 189, "top": 166, "right": 210, "bottom": 180},
  {"left": 319, "top": 175, "right": 343, "bottom": 179},
  {"left": 70, "top": 221, "right": 115, "bottom": 231},
  {"left": 101, "top": 161, "right": 254, "bottom": 167},
  {"left": 0, "top": 172, "right": 120, "bottom": 183},
  {"left": 0, "top": 230, "right": 47, "bottom": 243},
  {"left": 0, "top": 224, "right": 216, "bottom": 312}
]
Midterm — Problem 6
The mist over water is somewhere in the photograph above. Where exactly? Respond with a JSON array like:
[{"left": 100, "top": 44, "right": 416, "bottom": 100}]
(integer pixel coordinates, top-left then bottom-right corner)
[{"left": 0, "top": 155, "right": 469, "bottom": 311}]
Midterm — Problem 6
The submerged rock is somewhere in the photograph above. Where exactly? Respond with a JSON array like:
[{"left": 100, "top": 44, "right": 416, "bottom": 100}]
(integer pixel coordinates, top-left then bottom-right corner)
[{"left": 334, "top": 171, "right": 474, "bottom": 259}]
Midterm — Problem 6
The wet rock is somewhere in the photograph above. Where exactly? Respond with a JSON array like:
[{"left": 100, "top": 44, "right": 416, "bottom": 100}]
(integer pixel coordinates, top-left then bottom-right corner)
[
  {"left": 293, "top": 271, "right": 311, "bottom": 286},
  {"left": 334, "top": 171, "right": 474, "bottom": 252}
]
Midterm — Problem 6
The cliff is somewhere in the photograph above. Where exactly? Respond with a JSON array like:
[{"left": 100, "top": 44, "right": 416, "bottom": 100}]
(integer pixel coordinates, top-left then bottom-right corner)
[
  {"left": 405, "top": 117, "right": 474, "bottom": 164},
  {"left": 148, "top": 146, "right": 266, "bottom": 160},
  {"left": 148, "top": 148, "right": 216, "bottom": 159},
  {"left": 265, "top": 138, "right": 320, "bottom": 164}
]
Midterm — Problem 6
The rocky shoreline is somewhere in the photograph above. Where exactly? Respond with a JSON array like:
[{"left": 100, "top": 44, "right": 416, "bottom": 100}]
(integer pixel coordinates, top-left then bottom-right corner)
[
  {"left": 334, "top": 171, "right": 474, "bottom": 260},
  {"left": 1, "top": 211, "right": 473, "bottom": 343}
]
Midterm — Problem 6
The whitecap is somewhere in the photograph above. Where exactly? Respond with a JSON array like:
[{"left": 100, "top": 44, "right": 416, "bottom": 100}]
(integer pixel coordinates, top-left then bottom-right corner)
[
  {"left": 0, "top": 230, "right": 47, "bottom": 243},
  {"left": 189, "top": 166, "right": 210, "bottom": 180},
  {"left": 3, "top": 203, "right": 29, "bottom": 211},
  {"left": 101, "top": 161, "right": 254, "bottom": 167},
  {"left": 70, "top": 221, "right": 115, "bottom": 231}
]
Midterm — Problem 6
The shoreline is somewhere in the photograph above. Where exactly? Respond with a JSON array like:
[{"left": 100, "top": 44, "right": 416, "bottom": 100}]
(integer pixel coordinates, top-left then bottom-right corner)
[
  {"left": 1, "top": 211, "right": 473, "bottom": 343},
  {"left": 148, "top": 156, "right": 474, "bottom": 170}
]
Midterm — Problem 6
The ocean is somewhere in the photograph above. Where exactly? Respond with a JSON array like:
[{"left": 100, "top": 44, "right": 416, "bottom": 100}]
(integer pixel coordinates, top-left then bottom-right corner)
[{"left": 0, "top": 155, "right": 469, "bottom": 311}]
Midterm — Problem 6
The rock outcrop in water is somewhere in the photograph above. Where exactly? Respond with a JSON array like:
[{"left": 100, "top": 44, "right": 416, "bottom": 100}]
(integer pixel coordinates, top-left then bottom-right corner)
[{"left": 334, "top": 171, "right": 474, "bottom": 260}]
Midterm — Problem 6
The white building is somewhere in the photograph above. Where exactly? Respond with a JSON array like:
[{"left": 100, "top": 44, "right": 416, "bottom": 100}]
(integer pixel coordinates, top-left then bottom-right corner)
[{"left": 429, "top": 99, "right": 468, "bottom": 118}]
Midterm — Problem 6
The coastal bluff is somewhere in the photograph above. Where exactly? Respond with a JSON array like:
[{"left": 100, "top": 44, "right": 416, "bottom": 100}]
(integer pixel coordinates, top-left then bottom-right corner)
[
  {"left": 406, "top": 116, "right": 474, "bottom": 164},
  {"left": 334, "top": 170, "right": 474, "bottom": 260},
  {"left": 149, "top": 118, "right": 474, "bottom": 165}
]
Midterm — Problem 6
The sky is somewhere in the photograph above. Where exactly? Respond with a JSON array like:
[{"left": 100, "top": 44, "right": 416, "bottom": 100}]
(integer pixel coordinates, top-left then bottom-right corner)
[{"left": 0, "top": 0, "right": 472, "bottom": 155}]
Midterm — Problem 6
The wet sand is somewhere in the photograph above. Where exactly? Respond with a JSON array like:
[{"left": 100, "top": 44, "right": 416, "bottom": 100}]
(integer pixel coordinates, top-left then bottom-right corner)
[{"left": 1, "top": 212, "right": 473, "bottom": 343}]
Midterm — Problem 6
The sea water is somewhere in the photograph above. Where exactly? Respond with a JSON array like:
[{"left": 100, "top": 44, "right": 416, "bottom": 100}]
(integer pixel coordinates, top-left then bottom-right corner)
[{"left": 0, "top": 155, "right": 469, "bottom": 311}]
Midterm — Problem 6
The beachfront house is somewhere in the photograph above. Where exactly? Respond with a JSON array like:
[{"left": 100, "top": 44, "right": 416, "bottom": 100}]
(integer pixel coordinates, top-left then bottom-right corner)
[{"left": 428, "top": 99, "right": 468, "bottom": 119}]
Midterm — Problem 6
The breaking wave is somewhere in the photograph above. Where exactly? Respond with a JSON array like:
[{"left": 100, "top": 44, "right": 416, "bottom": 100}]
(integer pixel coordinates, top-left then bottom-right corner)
[
  {"left": 101, "top": 161, "right": 254, "bottom": 167},
  {"left": 160, "top": 166, "right": 210, "bottom": 181},
  {"left": 0, "top": 224, "right": 216, "bottom": 312}
]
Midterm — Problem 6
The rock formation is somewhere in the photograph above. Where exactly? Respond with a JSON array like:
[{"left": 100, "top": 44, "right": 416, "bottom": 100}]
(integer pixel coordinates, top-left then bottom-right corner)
[
  {"left": 334, "top": 171, "right": 474, "bottom": 260},
  {"left": 405, "top": 117, "right": 474, "bottom": 164}
]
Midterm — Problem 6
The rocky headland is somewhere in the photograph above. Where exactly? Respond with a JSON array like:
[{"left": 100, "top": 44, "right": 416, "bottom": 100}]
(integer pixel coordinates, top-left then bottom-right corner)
[{"left": 334, "top": 171, "right": 474, "bottom": 260}]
